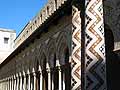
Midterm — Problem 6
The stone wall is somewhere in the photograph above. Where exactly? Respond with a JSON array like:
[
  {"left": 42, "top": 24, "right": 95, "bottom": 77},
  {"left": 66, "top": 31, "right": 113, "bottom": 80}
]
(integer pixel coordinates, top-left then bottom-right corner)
[{"left": 104, "top": 0, "right": 120, "bottom": 51}]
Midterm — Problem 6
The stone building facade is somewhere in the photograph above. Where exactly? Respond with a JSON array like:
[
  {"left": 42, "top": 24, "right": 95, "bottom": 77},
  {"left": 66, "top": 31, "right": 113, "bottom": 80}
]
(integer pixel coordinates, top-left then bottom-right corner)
[
  {"left": 0, "top": 28, "right": 16, "bottom": 63},
  {"left": 0, "top": 0, "right": 120, "bottom": 90}
]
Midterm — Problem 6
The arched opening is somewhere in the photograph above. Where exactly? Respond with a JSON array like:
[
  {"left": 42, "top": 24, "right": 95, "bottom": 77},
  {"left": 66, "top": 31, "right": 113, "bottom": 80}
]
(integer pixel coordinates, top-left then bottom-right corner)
[
  {"left": 48, "top": 51, "right": 59, "bottom": 90},
  {"left": 36, "top": 60, "right": 40, "bottom": 90},
  {"left": 64, "top": 47, "right": 71, "bottom": 90},
  {"left": 60, "top": 46, "right": 71, "bottom": 90},
  {"left": 105, "top": 25, "right": 120, "bottom": 90},
  {"left": 53, "top": 54, "right": 59, "bottom": 90}
]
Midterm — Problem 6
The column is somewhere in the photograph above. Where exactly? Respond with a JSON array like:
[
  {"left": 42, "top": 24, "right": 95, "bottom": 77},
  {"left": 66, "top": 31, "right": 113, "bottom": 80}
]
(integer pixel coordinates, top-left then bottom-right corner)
[
  {"left": 11, "top": 76, "right": 14, "bottom": 90},
  {"left": 7, "top": 78, "right": 9, "bottom": 90},
  {"left": 46, "top": 63, "right": 51, "bottom": 90},
  {"left": 14, "top": 75, "right": 16, "bottom": 90},
  {"left": 39, "top": 65, "right": 42, "bottom": 90},
  {"left": 62, "top": 72, "right": 65, "bottom": 90},
  {"left": 9, "top": 78, "right": 12, "bottom": 90},
  {"left": 32, "top": 68, "right": 36, "bottom": 90},
  {"left": 19, "top": 72, "right": 22, "bottom": 90},
  {"left": 8, "top": 77, "right": 10, "bottom": 90},
  {"left": 4, "top": 79, "right": 6, "bottom": 90},
  {"left": 6, "top": 78, "right": 8, "bottom": 90},
  {"left": 85, "top": 0, "right": 107, "bottom": 89},
  {"left": 23, "top": 71, "right": 26, "bottom": 90},
  {"left": 0, "top": 80, "right": 1, "bottom": 90},
  {"left": 27, "top": 70, "right": 30, "bottom": 90},
  {"left": 51, "top": 70, "right": 54, "bottom": 90},
  {"left": 56, "top": 60, "right": 62, "bottom": 90},
  {"left": 5, "top": 79, "right": 7, "bottom": 90},
  {"left": 3, "top": 79, "right": 5, "bottom": 90},
  {"left": 16, "top": 74, "right": 19, "bottom": 90}
]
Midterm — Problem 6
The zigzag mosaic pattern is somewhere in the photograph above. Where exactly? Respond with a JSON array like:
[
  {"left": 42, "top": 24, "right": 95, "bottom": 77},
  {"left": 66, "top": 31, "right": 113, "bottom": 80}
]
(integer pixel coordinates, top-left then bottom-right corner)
[
  {"left": 71, "top": 6, "right": 81, "bottom": 90},
  {"left": 85, "top": 0, "right": 107, "bottom": 89}
]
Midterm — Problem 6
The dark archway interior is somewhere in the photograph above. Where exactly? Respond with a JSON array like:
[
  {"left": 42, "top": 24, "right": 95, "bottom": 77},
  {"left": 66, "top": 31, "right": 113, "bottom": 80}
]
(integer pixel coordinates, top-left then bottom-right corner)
[
  {"left": 42, "top": 54, "right": 48, "bottom": 90},
  {"left": 64, "top": 47, "right": 71, "bottom": 90},
  {"left": 105, "top": 25, "right": 120, "bottom": 90}
]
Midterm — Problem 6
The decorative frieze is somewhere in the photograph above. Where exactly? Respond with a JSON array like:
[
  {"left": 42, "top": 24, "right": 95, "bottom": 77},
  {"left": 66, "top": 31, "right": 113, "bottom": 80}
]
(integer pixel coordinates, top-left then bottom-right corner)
[{"left": 14, "top": 0, "right": 68, "bottom": 48}]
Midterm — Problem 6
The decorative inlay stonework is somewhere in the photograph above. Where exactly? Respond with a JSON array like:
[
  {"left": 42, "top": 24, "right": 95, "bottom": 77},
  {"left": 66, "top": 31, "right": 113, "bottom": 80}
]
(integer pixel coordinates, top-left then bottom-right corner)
[
  {"left": 85, "top": 0, "right": 107, "bottom": 89},
  {"left": 71, "top": 5, "right": 81, "bottom": 90}
]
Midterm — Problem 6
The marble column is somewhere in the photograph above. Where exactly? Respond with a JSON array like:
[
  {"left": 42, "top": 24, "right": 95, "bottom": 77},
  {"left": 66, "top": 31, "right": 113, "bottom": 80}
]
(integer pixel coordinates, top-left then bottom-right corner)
[
  {"left": 0, "top": 81, "right": 1, "bottom": 90},
  {"left": 9, "top": 78, "right": 12, "bottom": 90},
  {"left": 62, "top": 73, "right": 65, "bottom": 90},
  {"left": 46, "top": 63, "right": 51, "bottom": 90},
  {"left": 27, "top": 70, "right": 30, "bottom": 90},
  {"left": 7, "top": 78, "right": 9, "bottom": 90},
  {"left": 2, "top": 80, "right": 4, "bottom": 90},
  {"left": 14, "top": 75, "right": 16, "bottom": 90},
  {"left": 32, "top": 68, "right": 36, "bottom": 90},
  {"left": 19, "top": 72, "right": 23, "bottom": 90},
  {"left": 23, "top": 71, "right": 26, "bottom": 90},
  {"left": 56, "top": 60, "right": 62, "bottom": 90},
  {"left": 16, "top": 74, "right": 19, "bottom": 90},
  {"left": 11, "top": 76, "right": 14, "bottom": 90},
  {"left": 6, "top": 78, "right": 8, "bottom": 90},
  {"left": 38, "top": 65, "right": 42, "bottom": 90},
  {"left": 8, "top": 77, "right": 10, "bottom": 90},
  {"left": 4, "top": 79, "right": 6, "bottom": 90},
  {"left": 3, "top": 80, "right": 4, "bottom": 90},
  {"left": 51, "top": 71, "right": 54, "bottom": 90}
]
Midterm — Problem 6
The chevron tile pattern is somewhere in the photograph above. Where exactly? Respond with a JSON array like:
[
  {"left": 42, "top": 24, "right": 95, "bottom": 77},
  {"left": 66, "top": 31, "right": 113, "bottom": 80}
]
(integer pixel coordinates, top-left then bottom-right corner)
[
  {"left": 85, "top": 0, "right": 107, "bottom": 89},
  {"left": 71, "top": 6, "right": 81, "bottom": 90}
]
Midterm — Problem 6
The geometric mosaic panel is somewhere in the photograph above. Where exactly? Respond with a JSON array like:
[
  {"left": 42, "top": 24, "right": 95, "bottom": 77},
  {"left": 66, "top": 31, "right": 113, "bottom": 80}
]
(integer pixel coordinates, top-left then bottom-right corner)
[
  {"left": 71, "top": 5, "right": 81, "bottom": 90},
  {"left": 85, "top": 0, "right": 107, "bottom": 89}
]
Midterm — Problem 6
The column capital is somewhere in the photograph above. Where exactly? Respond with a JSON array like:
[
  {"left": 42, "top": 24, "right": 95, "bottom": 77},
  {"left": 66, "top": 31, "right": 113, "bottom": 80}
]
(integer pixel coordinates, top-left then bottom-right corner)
[
  {"left": 56, "top": 59, "right": 60, "bottom": 67},
  {"left": 14, "top": 75, "right": 16, "bottom": 79},
  {"left": 27, "top": 69, "right": 30, "bottom": 75},
  {"left": 38, "top": 65, "right": 42, "bottom": 73},
  {"left": 57, "top": 66, "right": 61, "bottom": 71},
  {"left": 46, "top": 63, "right": 50, "bottom": 73},
  {"left": 23, "top": 71, "right": 26, "bottom": 77},
  {"left": 33, "top": 72, "right": 36, "bottom": 76},
  {"left": 16, "top": 73, "right": 19, "bottom": 78},
  {"left": 32, "top": 68, "right": 36, "bottom": 76}
]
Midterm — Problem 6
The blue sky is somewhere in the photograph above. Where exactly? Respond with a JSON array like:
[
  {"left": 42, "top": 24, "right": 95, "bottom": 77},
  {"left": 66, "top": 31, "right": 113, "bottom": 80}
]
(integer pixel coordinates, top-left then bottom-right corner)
[{"left": 0, "top": 0, "right": 47, "bottom": 36}]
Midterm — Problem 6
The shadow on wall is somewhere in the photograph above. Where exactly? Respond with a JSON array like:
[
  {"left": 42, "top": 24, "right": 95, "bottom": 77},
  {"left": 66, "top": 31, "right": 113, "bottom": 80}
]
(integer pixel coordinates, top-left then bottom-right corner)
[
  {"left": 103, "top": 0, "right": 120, "bottom": 89},
  {"left": 105, "top": 24, "right": 120, "bottom": 90}
]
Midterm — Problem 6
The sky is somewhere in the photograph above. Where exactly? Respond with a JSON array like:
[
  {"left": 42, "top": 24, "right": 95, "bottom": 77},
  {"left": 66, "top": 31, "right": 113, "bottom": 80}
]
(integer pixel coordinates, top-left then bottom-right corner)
[{"left": 0, "top": 0, "right": 48, "bottom": 36}]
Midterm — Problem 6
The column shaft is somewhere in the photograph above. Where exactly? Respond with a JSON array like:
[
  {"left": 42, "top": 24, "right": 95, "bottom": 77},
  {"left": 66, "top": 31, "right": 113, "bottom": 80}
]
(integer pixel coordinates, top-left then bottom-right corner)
[
  {"left": 48, "top": 70, "right": 51, "bottom": 90},
  {"left": 14, "top": 77, "right": 16, "bottom": 90},
  {"left": 58, "top": 67, "right": 62, "bottom": 90},
  {"left": 40, "top": 72, "right": 43, "bottom": 90},
  {"left": 20, "top": 75, "right": 22, "bottom": 90},
  {"left": 28, "top": 73, "right": 30, "bottom": 90},
  {"left": 10, "top": 79, "right": 11, "bottom": 90},
  {"left": 51, "top": 74, "right": 54, "bottom": 90},
  {"left": 33, "top": 72, "right": 36, "bottom": 90},
  {"left": 16, "top": 76, "right": 19, "bottom": 90},
  {"left": 23, "top": 76, "right": 26, "bottom": 90},
  {"left": 11, "top": 77, "right": 14, "bottom": 90}
]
